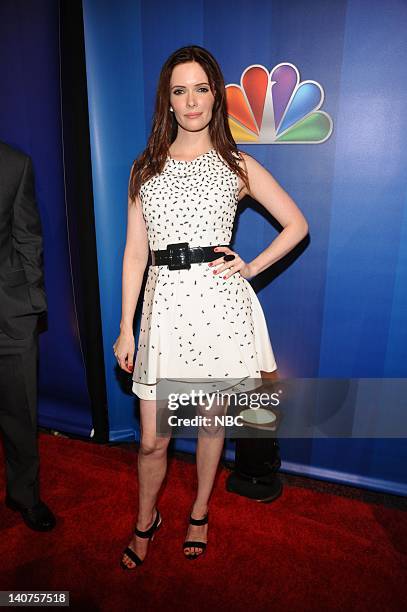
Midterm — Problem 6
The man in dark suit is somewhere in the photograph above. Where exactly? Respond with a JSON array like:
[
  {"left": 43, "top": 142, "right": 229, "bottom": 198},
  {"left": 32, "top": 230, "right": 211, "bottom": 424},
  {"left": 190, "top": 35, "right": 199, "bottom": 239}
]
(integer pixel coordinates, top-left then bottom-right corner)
[{"left": 0, "top": 140, "right": 55, "bottom": 531}]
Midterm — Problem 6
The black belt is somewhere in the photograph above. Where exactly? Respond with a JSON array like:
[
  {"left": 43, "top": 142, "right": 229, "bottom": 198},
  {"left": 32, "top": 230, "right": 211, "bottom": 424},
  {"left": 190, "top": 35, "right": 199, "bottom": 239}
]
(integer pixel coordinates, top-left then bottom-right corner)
[{"left": 150, "top": 242, "right": 231, "bottom": 270}]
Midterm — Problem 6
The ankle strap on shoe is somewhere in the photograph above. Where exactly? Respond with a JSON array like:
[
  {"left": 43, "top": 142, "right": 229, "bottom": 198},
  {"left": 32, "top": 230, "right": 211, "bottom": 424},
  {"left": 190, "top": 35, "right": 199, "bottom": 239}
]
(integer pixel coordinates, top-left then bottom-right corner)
[
  {"left": 189, "top": 513, "right": 208, "bottom": 526},
  {"left": 134, "top": 509, "right": 160, "bottom": 538}
]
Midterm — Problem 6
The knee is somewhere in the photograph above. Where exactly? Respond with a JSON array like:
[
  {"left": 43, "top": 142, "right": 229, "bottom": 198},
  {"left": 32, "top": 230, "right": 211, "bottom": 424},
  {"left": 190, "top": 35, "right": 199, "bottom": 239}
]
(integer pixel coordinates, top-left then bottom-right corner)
[
  {"left": 198, "top": 420, "right": 225, "bottom": 437},
  {"left": 196, "top": 401, "right": 227, "bottom": 436},
  {"left": 140, "top": 435, "right": 170, "bottom": 456}
]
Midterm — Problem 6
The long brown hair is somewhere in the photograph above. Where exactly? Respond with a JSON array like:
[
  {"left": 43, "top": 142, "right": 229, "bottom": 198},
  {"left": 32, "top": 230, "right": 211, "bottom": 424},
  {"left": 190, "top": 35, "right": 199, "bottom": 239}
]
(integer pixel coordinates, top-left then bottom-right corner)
[{"left": 128, "top": 45, "right": 250, "bottom": 204}]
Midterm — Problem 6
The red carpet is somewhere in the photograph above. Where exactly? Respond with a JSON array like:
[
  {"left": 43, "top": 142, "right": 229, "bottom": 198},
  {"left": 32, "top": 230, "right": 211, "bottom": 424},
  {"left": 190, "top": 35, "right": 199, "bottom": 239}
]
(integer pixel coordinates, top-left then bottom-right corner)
[{"left": 0, "top": 433, "right": 406, "bottom": 611}]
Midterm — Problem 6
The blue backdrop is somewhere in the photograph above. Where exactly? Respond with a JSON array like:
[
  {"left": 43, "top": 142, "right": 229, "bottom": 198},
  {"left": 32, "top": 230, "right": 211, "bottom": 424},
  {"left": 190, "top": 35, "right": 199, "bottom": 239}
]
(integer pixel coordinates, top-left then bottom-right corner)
[
  {"left": 82, "top": 0, "right": 407, "bottom": 494},
  {"left": 0, "top": 0, "right": 93, "bottom": 436}
]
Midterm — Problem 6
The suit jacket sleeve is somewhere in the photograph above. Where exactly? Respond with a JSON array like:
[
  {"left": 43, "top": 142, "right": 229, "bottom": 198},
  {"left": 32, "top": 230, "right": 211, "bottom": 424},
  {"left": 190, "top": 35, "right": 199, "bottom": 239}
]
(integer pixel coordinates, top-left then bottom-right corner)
[{"left": 12, "top": 155, "right": 47, "bottom": 312}]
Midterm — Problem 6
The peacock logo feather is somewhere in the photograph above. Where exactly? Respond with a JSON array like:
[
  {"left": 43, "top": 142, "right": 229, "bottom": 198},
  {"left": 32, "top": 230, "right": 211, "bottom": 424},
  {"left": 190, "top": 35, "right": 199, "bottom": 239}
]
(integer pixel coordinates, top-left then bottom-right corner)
[{"left": 226, "top": 63, "right": 333, "bottom": 144}]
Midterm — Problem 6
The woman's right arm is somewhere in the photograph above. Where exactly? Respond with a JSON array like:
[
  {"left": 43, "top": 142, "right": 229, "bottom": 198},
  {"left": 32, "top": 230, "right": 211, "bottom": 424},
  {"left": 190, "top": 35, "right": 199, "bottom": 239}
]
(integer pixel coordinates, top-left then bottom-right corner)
[{"left": 113, "top": 193, "right": 149, "bottom": 373}]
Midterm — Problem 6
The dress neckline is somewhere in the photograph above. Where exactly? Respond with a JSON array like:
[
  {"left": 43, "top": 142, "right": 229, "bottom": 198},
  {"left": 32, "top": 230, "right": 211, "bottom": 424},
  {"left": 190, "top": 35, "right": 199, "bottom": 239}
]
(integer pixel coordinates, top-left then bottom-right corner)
[{"left": 167, "top": 148, "right": 215, "bottom": 163}]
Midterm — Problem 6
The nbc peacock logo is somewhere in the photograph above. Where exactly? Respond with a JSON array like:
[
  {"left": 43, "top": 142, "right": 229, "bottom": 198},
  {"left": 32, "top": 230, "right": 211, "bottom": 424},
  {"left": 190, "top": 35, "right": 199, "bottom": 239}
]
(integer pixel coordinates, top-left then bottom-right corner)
[{"left": 226, "top": 63, "right": 333, "bottom": 144}]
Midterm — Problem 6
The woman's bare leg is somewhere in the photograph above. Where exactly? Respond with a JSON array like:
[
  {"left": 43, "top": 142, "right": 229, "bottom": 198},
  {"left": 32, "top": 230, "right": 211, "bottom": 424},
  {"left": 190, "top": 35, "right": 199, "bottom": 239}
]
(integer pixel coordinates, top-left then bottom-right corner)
[
  {"left": 122, "top": 397, "right": 171, "bottom": 568},
  {"left": 184, "top": 395, "right": 228, "bottom": 556}
]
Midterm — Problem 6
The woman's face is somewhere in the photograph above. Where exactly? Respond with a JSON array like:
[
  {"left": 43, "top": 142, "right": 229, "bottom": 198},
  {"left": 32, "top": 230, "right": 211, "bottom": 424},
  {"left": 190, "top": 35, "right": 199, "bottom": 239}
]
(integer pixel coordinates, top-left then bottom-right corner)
[{"left": 169, "top": 61, "right": 215, "bottom": 133}]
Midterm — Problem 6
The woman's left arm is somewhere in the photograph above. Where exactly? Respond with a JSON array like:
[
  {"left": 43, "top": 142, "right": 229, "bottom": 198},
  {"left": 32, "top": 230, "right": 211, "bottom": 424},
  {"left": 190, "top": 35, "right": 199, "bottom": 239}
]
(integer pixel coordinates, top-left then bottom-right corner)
[
  {"left": 211, "top": 152, "right": 309, "bottom": 280},
  {"left": 240, "top": 152, "right": 309, "bottom": 278}
]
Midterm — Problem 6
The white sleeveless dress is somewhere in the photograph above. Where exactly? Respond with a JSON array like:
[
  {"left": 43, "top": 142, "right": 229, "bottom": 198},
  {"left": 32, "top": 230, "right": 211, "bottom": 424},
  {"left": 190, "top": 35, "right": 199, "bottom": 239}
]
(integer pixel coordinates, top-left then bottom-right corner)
[{"left": 132, "top": 148, "right": 277, "bottom": 400}]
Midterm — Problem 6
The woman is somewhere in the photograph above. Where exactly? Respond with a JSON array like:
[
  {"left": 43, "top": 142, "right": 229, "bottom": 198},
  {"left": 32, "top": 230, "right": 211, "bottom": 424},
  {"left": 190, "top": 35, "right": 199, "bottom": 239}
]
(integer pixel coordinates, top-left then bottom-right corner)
[{"left": 113, "top": 45, "right": 308, "bottom": 569}]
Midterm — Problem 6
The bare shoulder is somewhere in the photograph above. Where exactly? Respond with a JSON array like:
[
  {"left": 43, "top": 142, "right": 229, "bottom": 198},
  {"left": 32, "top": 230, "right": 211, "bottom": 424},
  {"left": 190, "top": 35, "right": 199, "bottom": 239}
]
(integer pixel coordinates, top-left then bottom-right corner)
[
  {"left": 236, "top": 150, "right": 267, "bottom": 172},
  {"left": 235, "top": 150, "right": 262, "bottom": 201}
]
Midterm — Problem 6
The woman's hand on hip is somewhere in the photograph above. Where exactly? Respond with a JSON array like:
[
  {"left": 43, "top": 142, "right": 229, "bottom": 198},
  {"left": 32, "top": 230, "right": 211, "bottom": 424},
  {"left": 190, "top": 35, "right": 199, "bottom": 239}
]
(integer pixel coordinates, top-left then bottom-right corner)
[{"left": 208, "top": 246, "right": 254, "bottom": 280}]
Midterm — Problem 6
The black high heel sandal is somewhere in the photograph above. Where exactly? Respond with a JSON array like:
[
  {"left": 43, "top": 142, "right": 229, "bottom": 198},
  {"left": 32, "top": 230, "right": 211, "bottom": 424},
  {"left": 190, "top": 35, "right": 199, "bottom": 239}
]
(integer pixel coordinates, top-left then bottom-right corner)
[
  {"left": 120, "top": 508, "right": 162, "bottom": 570},
  {"left": 183, "top": 512, "right": 208, "bottom": 559}
]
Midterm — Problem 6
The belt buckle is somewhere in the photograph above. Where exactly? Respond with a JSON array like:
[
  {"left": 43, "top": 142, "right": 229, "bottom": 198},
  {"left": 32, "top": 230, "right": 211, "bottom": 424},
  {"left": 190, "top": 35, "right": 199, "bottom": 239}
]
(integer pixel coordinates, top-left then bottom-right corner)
[{"left": 167, "top": 242, "right": 191, "bottom": 270}]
